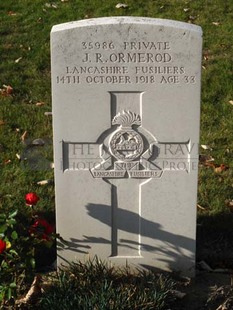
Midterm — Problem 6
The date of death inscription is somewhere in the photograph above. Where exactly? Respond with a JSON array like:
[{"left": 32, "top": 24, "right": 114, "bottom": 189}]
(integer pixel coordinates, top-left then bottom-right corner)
[{"left": 56, "top": 41, "right": 197, "bottom": 85}]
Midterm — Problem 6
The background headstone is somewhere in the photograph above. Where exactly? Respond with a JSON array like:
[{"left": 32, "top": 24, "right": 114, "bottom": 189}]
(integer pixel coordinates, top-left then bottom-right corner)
[{"left": 51, "top": 17, "right": 202, "bottom": 276}]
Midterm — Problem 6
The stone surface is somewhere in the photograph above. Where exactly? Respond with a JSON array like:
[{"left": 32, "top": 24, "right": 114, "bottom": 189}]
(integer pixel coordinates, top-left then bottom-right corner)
[{"left": 51, "top": 17, "right": 202, "bottom": 276}]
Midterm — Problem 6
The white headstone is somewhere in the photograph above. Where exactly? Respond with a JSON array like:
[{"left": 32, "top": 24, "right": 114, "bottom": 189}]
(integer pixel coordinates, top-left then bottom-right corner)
[{"left": 51, "top": 17, "right": 202, "bottom": 276}]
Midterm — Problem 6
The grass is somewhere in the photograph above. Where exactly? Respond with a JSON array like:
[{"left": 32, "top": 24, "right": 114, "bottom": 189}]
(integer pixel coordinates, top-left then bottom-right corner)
[
  {"left": 39, "top": 258, "right": 176, "bottom": 310},
  {"left": 0, "top": 0, "right": 233, "bottom": 307},
  {"left": 0, "top": 0, "right": 232, "bottom": 214}
]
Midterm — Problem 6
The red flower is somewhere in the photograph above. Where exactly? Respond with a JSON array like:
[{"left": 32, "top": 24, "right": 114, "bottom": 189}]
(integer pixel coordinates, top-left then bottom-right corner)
[
  {"left": 0, "top": 239, "right": 6, "bottom": 254},
  {"left": 29, "top": 218, "right": 54, "bottom": 240},
  {"left": 25, "top": 192, "right": 40, "bottom": 206}
]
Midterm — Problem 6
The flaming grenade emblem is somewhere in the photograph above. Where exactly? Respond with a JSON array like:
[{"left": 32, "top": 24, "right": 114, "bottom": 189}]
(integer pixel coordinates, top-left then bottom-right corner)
[{"left": 109, "top": 111, "right": 144, "bottom": 162}]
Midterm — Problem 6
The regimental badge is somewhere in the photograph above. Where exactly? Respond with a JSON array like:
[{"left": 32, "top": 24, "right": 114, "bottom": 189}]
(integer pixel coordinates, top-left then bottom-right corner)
[
  {"left": 109, "top": 111, "right": 144, "bottom": 162},
  {"left": 89, "top": 110, "right": 163, "bottom": 179}
]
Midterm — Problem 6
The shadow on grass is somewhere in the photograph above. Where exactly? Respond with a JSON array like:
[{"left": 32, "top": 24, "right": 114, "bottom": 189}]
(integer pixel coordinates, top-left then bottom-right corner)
[{"left": 197, "top": 212, "right": 233, "bottom": 269}]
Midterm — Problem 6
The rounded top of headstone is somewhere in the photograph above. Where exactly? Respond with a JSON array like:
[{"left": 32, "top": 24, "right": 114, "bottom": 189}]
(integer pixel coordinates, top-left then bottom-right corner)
[{"left": 51, "top": 17, "right": 202, "bottom": 35}]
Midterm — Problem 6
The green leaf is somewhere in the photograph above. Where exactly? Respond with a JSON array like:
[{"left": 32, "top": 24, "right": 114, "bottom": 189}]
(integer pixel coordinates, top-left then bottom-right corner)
[
  {"left": 9, "top": 210, "right": 18, "bottom": 219},
  {"left": 44, "top": 240, "right": 54, "bottom": 248},
  {"left": 1, "top": 260, "right": 8, "bottom": 268},
  {"left": 6, "top": 218, "right": 16, "bottom": 227},
  {"left": 9, "top": 282, "right": 17, "bottom": 289},
  {"left": 9, "top": 249, "right": 19, "bottom": 256},
  {"left": 0, "top": 291, "right": 4, "bottom": 302},
  {"left": 30, "top": 258, "right": 36, "bottom": 269},
  {"left": 0, "top": 214, "right": 6, "bottom": 220},
  {"left": 11, "top": 231, "right": 18, "bottom": 240},
  {"left": 0, "top": 224, "right": 7, "bottom": 234},
  {"left": 7, "top": 287, "right": 11, "bottom": 300}
]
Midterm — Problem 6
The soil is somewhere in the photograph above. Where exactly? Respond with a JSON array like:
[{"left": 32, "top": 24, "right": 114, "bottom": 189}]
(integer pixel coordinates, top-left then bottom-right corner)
[
  {"left": 172, "top": 213, "right": 233, "bottom": 310},
  {"left": 174, "top": 272, "right": 233, "bottom": 310}
]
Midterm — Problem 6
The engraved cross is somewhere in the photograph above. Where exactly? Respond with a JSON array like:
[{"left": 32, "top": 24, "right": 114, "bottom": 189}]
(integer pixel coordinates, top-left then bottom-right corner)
[{"left": 63, "top": 91, "right": 191, "bottom": 257}]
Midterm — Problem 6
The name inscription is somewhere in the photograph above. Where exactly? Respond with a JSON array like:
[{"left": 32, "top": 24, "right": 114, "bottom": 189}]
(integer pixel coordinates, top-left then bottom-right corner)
[{"left": 56, "top": 40, "right": 197, "bottom": 85}]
